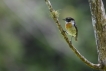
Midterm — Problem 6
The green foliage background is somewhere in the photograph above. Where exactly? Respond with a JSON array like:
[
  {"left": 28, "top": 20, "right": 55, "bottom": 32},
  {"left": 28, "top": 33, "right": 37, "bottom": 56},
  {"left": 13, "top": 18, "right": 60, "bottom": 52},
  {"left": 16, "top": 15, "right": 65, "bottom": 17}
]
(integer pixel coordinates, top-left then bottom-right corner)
[{"left": 0, "top": 0, "right": 106, "bottom": 71}]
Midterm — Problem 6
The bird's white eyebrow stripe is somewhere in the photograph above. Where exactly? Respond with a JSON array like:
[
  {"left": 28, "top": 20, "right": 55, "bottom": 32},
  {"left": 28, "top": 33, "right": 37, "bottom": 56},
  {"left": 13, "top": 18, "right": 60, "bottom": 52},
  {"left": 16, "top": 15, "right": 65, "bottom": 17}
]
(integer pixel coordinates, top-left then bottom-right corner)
[
  {"left": 71, "top": 20, "right": 75, "bottom": 25},
  {"left": 65, "top": 20, "right": 75, "bottom": 25}
]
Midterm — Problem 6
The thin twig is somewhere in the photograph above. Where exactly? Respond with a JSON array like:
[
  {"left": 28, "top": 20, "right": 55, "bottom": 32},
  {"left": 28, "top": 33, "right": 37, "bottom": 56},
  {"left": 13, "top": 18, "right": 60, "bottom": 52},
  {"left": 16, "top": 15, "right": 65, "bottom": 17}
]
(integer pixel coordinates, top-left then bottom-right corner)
[{"left": 45, "top": 0, "right": 102, "bottom": 70}]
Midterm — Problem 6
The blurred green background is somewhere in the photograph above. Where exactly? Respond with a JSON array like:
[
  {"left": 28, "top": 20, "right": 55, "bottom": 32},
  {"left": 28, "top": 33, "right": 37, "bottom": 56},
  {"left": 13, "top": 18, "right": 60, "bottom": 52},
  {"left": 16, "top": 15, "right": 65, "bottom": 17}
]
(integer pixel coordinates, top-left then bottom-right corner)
[{"left": 0, "top": 0, "right": 106, "bottom": 71}]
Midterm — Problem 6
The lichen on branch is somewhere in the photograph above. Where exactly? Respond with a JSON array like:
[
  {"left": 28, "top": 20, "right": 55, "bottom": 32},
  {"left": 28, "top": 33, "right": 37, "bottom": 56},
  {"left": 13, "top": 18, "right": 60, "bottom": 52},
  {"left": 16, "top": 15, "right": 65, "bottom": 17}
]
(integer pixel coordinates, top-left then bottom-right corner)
[{"left": 45, "top": 0, "right": 102, "bottom": 70}]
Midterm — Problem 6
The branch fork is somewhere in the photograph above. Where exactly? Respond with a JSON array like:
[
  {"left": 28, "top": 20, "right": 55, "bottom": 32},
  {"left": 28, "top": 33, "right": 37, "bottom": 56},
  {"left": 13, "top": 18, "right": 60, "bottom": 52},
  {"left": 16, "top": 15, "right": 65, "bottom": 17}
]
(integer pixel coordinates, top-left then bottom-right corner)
[{"left": 45, "top": 0, "right": 102, "bottom": 70}]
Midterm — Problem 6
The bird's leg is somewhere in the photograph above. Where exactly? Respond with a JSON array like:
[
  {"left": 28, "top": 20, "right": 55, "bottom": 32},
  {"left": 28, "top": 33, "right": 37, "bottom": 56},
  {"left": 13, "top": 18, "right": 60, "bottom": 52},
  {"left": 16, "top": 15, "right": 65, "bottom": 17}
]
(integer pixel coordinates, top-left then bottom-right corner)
[
  {"left": 63, "top": 30, "right": 68, "bottom": 34},
  {"left": 63, "top": 30, "right": 66, "bottom": 33},
  {"left": 63, "top": 30, "right": 72, "bottom": 44},
  {"left": 70, "top": 36, "right": 73, "bottom": 44}
]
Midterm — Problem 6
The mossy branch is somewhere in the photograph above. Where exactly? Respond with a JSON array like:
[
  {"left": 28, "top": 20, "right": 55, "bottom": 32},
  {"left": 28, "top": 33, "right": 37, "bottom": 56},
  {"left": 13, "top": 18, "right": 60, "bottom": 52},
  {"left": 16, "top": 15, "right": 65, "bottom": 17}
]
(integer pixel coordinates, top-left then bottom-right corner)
[{"left": 45, "top": 0, "right": 102, "bottom": 70}]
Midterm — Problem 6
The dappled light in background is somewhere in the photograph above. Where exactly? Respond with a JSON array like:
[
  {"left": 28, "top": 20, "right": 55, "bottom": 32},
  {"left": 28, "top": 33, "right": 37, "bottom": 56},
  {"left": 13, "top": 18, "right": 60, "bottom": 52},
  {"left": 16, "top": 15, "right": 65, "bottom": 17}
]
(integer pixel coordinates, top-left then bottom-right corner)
[{"left": 0, "top": 0, "right": 106, "bottom": 71}]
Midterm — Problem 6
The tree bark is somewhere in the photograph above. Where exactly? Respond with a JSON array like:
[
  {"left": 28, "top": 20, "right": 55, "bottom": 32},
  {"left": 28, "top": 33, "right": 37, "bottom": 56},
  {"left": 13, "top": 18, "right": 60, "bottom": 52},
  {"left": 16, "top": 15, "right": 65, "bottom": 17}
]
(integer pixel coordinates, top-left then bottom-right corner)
[
  {"left": 88, "top": 0, "right": 106, "bottom": 71},
  {"left": 45, "top": 0, "right": 102, "bottom": 70}
]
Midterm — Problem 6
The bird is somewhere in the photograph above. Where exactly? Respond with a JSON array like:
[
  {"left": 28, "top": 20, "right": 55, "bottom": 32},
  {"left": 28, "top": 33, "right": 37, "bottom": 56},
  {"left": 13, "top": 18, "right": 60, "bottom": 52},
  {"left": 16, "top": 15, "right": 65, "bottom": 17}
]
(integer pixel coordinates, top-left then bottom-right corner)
[{"left": 63, "top": 17, "right": 78, "bottom": 41}]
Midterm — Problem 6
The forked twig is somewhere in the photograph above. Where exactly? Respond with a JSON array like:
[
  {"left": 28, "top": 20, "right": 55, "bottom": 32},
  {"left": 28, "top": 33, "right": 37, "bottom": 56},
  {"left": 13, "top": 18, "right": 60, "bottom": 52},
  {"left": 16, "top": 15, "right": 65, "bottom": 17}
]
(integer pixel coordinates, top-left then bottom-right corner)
[{"left": 45, "top": 0, "right": 102, "bottom": 69}]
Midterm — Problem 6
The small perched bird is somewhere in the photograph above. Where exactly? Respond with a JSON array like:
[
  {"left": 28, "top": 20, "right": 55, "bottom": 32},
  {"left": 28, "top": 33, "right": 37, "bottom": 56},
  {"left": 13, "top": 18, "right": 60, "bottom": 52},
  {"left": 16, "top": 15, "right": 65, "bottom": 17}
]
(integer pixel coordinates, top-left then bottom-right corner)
[{"left": 63, "top": 17, "right": 78, "bottom": 41}]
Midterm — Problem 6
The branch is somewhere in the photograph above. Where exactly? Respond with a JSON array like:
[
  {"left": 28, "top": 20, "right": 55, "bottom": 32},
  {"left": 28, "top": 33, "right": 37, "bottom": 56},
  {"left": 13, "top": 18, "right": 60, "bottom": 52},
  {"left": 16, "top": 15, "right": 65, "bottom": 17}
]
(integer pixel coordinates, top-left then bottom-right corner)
[
  {"left": 45, "top": 0, "right": 102, "bottom": 70},
  {"left": 88, "top": 0, "right": 106, "bottom": 70}
]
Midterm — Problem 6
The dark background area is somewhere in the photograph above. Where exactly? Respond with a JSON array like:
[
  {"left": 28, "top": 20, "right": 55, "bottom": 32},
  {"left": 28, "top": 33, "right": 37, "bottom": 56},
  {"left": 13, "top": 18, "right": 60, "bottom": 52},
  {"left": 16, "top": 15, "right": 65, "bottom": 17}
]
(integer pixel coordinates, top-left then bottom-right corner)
[{"left": 0, "top": 0, "right": 106, "bottom": 71}]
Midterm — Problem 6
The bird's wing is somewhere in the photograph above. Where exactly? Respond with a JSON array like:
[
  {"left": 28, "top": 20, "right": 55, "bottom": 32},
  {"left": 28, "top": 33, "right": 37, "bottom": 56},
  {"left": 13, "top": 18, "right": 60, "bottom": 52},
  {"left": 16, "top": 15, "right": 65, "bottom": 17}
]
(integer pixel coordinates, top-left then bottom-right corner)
[{"left": 74, "top": 22, "right": 78, "bottom": 41}]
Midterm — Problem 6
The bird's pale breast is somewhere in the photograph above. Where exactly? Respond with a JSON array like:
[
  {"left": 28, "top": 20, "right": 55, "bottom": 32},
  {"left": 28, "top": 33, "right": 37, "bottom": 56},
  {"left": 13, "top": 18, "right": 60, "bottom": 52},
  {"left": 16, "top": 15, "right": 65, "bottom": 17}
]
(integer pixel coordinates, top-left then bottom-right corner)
[{"left": 65, "top": 23, "right": 76, "bottom": 37}]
